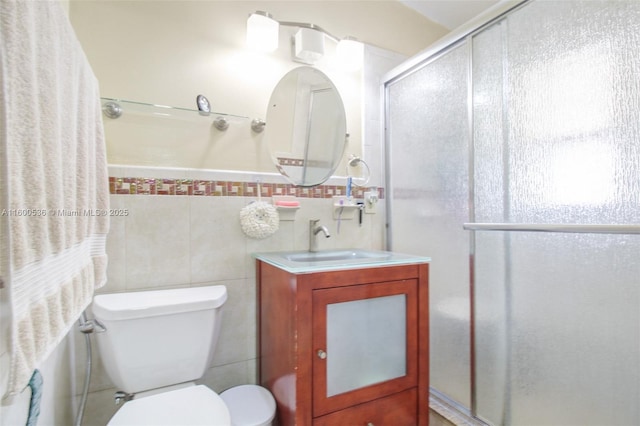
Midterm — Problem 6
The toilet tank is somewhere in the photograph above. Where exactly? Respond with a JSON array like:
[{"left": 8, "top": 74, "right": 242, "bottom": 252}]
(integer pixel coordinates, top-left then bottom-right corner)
[{"left": 92, "top": 286, "right": 227, "bottom": 394}]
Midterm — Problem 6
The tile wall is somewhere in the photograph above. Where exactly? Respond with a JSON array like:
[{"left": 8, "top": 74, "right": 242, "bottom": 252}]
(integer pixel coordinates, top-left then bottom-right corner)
[{"left": 80, "top": 165, "right": 386, "bottom": 425}]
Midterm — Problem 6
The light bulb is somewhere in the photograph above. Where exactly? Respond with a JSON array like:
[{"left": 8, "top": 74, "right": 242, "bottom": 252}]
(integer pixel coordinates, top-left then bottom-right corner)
[{"left": 246, "top": 12, "right": 279, "bottom": 53}]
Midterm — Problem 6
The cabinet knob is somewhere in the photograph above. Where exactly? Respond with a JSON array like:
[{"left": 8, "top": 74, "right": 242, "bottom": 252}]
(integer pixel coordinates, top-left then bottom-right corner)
[
  {"left": 317, "top": 349, "right": 327, "bottom": 359},
  {"left": 366, "top": 423, "right": 375, "bottom": 426}
]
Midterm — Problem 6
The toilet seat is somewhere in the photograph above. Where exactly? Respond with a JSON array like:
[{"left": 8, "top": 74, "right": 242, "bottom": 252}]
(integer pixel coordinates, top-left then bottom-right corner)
[
  {"left": 108, "top": 385, "right": 231, "bottom": 426},
  {"left": 220, "top": 385, "right": 276, "bottom": 426}
]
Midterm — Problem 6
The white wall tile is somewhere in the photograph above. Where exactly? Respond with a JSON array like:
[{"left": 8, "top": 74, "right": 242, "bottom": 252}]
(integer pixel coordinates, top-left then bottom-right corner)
[
  {"left": 80, "top": 386, "right": 122, "bottom": 426},
  {"left": 200, "top": 360, "right": 256, "bottom": 394},
  {"left": 189, "top": 197, "right": 246, "bottom": 283},
  {"left": 209, "top": 278, "right": 256, "bottom": 367},
  {"left": 80, "top": 179, "right": 387, "bottom": 418},
  {"left": 244, "top": 218, "right": 296, "bottom": 278},
  {"left": 99, "top": 195, "right": 127, "bottom": 294},
  {"left": 124, "top": 196, "right": 191, "bottom": 289}
]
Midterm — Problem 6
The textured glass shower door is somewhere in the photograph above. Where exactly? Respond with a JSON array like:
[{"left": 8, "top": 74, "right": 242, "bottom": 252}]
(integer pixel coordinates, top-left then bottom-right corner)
[
  {"left": 472, "top": 2, "right": 640, "bottom": 424},
  {"left": 386, "top": 0, "right": 640, "bottom": 424},
  {"left": 386, "top": 43, "right": 471, "bottom": 408}
]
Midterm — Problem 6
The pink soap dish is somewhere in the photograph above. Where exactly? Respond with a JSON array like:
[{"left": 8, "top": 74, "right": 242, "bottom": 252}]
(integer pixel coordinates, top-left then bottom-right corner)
[{"left": 272, "top": 196, "right": 300, "bottom": 221}]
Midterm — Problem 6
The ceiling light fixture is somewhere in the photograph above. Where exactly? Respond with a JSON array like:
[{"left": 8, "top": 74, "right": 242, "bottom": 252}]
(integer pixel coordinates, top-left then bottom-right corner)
[
  {"left": 294, "top": 28, "right": 325, "bottom": 64},
  {"left": 246, "top": 11, "right": 279, "bottom": 53},
  {"left": 246, "top": 11, "right": 364, "bottom": 69}
]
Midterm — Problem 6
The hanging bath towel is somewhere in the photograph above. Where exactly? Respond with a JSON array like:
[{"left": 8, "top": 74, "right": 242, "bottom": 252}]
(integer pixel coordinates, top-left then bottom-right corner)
[{"left": 0, "top": 1, "right": 109, "bottom": 397}]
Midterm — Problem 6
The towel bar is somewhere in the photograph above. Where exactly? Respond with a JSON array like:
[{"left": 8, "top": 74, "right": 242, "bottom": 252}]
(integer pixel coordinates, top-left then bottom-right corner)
[{"left": 462, "top": 223, "right": 640, "bottom": 235}]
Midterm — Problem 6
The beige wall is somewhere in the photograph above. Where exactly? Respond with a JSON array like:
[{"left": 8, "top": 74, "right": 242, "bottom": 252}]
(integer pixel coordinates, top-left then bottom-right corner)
[
  {"left": 70, "top": 0, "right": 444, "bottom": 113},
  {"left": 70, "top": 0, "right": 446, "bottom": 172}
]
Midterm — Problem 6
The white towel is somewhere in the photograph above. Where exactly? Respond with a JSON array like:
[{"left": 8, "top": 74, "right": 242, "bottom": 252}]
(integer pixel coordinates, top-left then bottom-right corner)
[{"left": 0, "top": 0, "right": 109, "bottom": 397}]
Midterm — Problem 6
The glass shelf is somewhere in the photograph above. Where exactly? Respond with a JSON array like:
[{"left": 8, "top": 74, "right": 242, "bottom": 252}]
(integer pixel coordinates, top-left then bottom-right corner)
[
  {"left": 101, "top": 97, "right": 249, "bottom": 123},
  {"left": 101, "top": 97, "right": 258, "bottom": 168}
]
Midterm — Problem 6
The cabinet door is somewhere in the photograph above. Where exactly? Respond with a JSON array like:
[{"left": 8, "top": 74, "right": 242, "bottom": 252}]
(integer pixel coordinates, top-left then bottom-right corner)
[{"left": 312, "top": 279, "right": 418, "bottom": 417}]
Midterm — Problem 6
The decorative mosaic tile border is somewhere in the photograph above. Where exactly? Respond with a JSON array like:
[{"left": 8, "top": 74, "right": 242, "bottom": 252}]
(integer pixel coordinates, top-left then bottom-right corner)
[{"left": 109, "top": 177, "right": 384, "bottom": 199}]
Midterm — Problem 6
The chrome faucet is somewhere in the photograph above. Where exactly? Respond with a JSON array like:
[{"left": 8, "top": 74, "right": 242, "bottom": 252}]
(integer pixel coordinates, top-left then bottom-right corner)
[{"left": 309, "top": 219, "right": 330, "bottom": 252}]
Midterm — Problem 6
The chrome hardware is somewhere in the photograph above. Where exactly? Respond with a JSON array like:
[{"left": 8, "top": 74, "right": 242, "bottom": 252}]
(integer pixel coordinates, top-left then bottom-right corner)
[
  {"left": 346, "top": 154, "right": 371, "bottom": 187},
  {"left": 78, "top": 322, "right": 93, "bottom": 334},
  {"left": 78, "top": 318, "right": 107, "bottom": 334},
  {"left": 103, "top": 101, "right": 122, "bottom": 119},
  {"left": 251, "top": 118, "right": 266, "bottom": 133},
  {"left": 366, "top": 423, "right": 374, "bottom": 426},
  {"left": 92, "top": 318, "right": 107, "bottom": 333},
  {"left": 214, "top": 116, "right": 229, "bottom": 131},
  {"left": 114, "top": 391, "right": 134, "bottom": 405},
  {"left": 309, "top": 219, "right": 330, "bottom": 252},
  {"left": 196, "top": 94, "right": 211, "bottom": 115},
  {"left": 317, "top": 349, "right": 327, "bottom": 360},
  {"left": 463, "top": 223, "right": 640, "bottom": 235}
]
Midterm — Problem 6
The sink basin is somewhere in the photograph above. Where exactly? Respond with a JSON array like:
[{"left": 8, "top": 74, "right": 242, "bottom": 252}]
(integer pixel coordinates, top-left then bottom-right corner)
[
  {"left": 255, "top": 249, "right": 430, "bottom": 272},
  {"left": 283, "top": 249, "right": 392, "bottom": 263},
  {"left": 254, "top": 249, "right": 431, "bottom": 273}
]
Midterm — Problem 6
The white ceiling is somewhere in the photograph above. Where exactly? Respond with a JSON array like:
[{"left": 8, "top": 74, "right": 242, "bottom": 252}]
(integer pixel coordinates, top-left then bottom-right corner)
[{"left": 399, "top": 0, "right": 499, "bottom": 30}]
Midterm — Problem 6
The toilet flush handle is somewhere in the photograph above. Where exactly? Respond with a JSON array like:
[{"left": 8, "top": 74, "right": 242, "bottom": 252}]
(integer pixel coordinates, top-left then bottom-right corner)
[{"left": 316, "top": 349, "right": 327, "bottom": 360}]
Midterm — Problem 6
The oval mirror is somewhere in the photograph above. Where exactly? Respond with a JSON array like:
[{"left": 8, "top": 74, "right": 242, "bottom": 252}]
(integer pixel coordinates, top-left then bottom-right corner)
[{"left": 265, "top": 67, "right": 347, "bottom": 187}]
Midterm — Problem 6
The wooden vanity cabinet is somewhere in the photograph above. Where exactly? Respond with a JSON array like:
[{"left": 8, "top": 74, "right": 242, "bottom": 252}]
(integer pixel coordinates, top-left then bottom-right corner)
[{"left": 256, "top": 261, "right": 429, "bottom": 426}]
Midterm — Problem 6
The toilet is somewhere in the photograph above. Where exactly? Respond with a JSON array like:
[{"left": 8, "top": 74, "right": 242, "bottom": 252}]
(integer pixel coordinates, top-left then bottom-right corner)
[{"left": 92, "top": 285, "right": 276, "bottom": 426}]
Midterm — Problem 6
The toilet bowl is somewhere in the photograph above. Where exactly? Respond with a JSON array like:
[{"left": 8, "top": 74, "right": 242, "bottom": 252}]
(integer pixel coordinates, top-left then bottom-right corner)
[
  {"left": 108, "top": 384, "right": 229, "bottom": 426},
  {"left": 220, "top": 385, "right": 276, "bottom": 426},
  {"left": 92, "top": 286, "right": 276, "bottom": 426}
]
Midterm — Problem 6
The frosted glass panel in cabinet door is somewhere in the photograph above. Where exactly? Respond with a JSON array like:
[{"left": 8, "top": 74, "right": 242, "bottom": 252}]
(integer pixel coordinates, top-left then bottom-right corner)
[
  {"left": 326, "top": 294, "right": 406, "bottom": 397},
  {"left": 313, "top": 279, "right": 419, "bottom": 418}
]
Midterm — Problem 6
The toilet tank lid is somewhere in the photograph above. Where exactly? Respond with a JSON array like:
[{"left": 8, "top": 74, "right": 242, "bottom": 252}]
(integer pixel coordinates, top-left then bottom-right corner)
[{"left": 93, "top": 286, "right": 227, "bottom": 321}]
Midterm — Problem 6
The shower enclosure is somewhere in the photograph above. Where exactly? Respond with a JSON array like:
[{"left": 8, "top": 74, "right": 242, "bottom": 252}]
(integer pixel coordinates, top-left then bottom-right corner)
[{"left": 385, "top": 1, "right": 640, "bottom": 424}]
